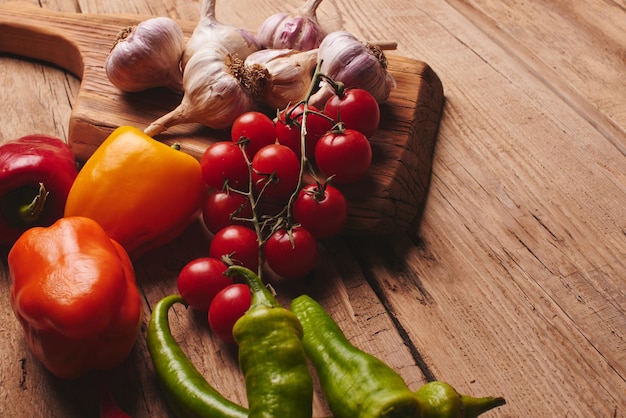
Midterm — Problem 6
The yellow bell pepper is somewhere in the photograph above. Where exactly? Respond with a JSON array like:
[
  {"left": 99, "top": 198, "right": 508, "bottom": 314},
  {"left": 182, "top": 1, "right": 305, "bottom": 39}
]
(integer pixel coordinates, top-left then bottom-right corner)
[{"left": 64, "top": 126, "right": 206, "bottom": 258}]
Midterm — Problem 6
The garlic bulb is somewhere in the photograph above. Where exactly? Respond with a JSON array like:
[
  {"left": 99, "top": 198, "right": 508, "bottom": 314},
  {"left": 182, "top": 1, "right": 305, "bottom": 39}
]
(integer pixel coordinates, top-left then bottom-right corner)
[
  {"left": 245, "top": 48, "right": 318, "bottom": 109},
  {"left": 144, "top": 44, "right": 255, "bottom": 137},
  {"left": 256, "top": 0, "right": 326, "bottom": 51},
  {"left": 105, "top": 17, "right": 185, "bottom": 92},
  {"left": 310, "top": 31, "right": 396, "bottom": 107},
  {"left": 182, "top": 0, "right": 260, "bottom": 69}
]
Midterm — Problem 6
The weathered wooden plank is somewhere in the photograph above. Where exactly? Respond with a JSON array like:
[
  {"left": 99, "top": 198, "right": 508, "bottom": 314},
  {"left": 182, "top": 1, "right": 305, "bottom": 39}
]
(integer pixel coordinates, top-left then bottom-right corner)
[
  {"left": 347, "top": 0, "right": 626, "bottom": 415},
  {"left": 447, "top": 0, "right": 626, "bottom": 153},
  {"left": 1, "top": 0, "right": 625, "bottom": 417}
]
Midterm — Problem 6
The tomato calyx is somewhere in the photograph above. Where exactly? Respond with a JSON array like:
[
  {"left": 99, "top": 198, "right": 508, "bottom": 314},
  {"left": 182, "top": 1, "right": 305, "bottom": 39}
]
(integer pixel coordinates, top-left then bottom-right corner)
[
  {"left": 327, "top": 121, "right": 347, "bottom": 135},
  {"left": 303, "top": 178, "right": 334, "bottom": 203}
]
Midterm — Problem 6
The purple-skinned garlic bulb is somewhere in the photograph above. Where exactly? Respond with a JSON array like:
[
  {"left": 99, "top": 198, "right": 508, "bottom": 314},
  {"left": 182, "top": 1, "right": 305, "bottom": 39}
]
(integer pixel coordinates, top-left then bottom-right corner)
[
  {"left": 256, "top": 0, "right": 326, "bottom": 51},
  {"left": 105, "top": 17, "right": 185, "bottom": 92},
  {"left": 309, "top": 31, "right": 396, "bottom": 107}
]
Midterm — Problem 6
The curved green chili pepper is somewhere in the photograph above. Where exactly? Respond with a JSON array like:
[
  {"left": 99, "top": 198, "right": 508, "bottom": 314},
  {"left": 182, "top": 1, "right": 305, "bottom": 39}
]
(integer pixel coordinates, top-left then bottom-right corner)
[
  {"left": 226, "top": 266, "right": 313, "bottom": 418},
  {"left": 146, "top": 294, "right": 248, "bottom": 418},
  {"left": 290, "top": 294, "right": 422, "bottom": 418},
  {"left": 414, "top": 381, "right": 506, "bottom": 418}
]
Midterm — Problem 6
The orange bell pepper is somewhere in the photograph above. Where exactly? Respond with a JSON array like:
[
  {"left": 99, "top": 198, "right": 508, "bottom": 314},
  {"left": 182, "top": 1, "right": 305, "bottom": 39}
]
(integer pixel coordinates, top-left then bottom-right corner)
[
  {"left": 8, "top": 216, "right": 142, "bottom": 379},
  {"left": 64, "top": 126, "right": 206, "bottom": 258}
]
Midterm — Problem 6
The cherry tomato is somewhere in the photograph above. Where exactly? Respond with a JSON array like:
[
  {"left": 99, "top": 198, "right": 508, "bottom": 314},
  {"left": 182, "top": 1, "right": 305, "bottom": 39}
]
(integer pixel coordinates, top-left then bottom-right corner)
[
  {"left": 177, "top": 257, "right": 231, "bottom": 311},
  {"left": 200, "top": 141, "right": 249, "bottom": 191},
  {"left": 265, "top": 226, "right": 319, "bottom": 279},
  {"left": 275, "top": 103, "right": 333, "bottom": 158},
  {"left": 314, "top": 128, "right": 372, "bottom": 184},
  {"left": 293, "top": 183, "right": 348, "bottom": 239},
  {"left": 231, "top": 111, "right": 276, "bottom": 158},
  {"left": 209, "top": 225, "right": 259, "bottom": 272},
  {"left": 208, "top": 283, "right": 251, "bottom": 344},
  {"left": 323, "top": 88, "right": 380, "bottom": 138},
  {"left": 251, "top": 144, "right": 300, "bottom": 199},
  {"left": 202, "top": 190, "right": 253, "bottom": 235}
]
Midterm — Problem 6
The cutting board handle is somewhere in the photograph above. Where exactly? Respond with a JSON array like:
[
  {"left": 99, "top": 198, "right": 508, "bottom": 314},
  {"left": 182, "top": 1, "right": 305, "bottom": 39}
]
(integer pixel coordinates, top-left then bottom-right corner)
[
  {"left": 0, "top": 2, "right": 195, "bottom": 77},
  {"left": 1, "top": 2, "right": 100, "bottom": 78}
]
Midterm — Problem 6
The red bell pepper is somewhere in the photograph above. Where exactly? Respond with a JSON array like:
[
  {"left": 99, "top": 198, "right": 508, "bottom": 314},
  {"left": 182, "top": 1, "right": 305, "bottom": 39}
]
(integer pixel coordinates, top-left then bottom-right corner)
[
  {"left": 8, "top": 216, "right": 143, "bottom": 379},
  {"left": 0, "top": 134, "right": 78, "bottom": 247}
]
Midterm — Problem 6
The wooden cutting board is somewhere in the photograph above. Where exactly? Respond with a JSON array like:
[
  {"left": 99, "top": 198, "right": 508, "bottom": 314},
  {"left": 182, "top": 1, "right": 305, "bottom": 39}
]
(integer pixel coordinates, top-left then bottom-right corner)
[{"left": 0, "top": 1, "right": 444, "bottom": 236}]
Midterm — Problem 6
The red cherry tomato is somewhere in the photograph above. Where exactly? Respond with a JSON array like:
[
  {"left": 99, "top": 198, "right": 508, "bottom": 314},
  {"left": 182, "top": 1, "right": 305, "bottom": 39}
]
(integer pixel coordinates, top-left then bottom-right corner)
[
  {"left": 323, "top": 88, "right": 380, "bottom": 138},
  {"left": 177, "top": 257, "right": 231, "bottom": 311},
  {"left": 265, "top": 226, "right": 319, "bottom": 279},
  {"left": 231, "top": 111, "right": 277, "bottom": 158},
  {"left": 314, "top": 128, "right": 372, "bottom": 184},
  {"left": 202, "top": 190, "right": 253, "bottom": 234},
  {"left": 200, "top": 141, "right": 249, "bottom": 191},
  {"left": 208, "top": 283, "right": 251, "bottom": 344},
  {"left": 293, "top": 183, "right": 348, "bottom": 239},
  {"left": 275, "top": 103, "right": 333, "bottom": 158},
  {"left": 251, "top": 144, "right": 300, "bottom": 199},
  {"left": 209, "top": 225, "right": 259, "bottom": 272}
]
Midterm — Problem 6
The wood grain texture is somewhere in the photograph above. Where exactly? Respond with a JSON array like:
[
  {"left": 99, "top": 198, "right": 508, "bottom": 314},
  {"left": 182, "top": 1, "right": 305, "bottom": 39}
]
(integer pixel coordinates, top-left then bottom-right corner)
[
  {"left": 0, "top": 0, "right": 625, "bottom": 417},
  {"left": 448, "top": 0, "right": 626, "bottom": 154},
  {"left": 0, "top": 1, "right": 444, "bottom": 237}
]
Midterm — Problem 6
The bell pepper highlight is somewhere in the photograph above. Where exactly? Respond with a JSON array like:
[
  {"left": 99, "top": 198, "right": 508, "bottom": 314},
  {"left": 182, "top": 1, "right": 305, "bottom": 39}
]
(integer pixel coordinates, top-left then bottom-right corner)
[
  {"left": 0, "top": 134, "right": 78, "bottom": 247},
  {"left": 64, "top": 126, "right": 206, "bottom": 258},
  {"left": 8, "top": 216, "right": 143, "bottom": 379}
]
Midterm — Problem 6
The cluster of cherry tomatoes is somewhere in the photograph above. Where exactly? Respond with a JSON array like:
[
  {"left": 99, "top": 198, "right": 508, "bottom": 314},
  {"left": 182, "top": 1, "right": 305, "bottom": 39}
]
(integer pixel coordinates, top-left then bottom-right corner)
[{"left": 177, "top": 87, "right": 381, "bottom": 343}]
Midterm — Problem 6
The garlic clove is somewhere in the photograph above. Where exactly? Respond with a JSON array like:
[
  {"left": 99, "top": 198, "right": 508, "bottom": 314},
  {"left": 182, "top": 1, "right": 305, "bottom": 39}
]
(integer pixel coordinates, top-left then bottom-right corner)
[
  {"left": 245, "top": 48, "right": 319, "bottom": 109},
  {"left": 182, "top": 0, "right": 260, "bottom": 70},
  {"left": 144, "top": 43, "right": 255, "bottom": 137},
  {"left": 257, "top": 0, "right": 326, "bottom": 51},
  {"left": 310, "top": 30, "right": 396, "bottom": 107},
  {"left": 105, "top": 17, "right": 185, "bottom": 92}
]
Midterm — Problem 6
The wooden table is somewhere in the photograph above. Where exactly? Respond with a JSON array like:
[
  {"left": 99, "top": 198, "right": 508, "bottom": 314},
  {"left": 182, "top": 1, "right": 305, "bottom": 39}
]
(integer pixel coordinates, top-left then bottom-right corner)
[{"left": 1, "top": 0, "right": 624, "bottom": 416}]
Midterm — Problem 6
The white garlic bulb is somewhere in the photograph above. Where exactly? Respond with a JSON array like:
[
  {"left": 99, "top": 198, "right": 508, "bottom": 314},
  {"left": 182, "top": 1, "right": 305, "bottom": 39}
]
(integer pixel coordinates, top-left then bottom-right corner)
[
  {"left": 256, "top": 0, "right": 326, "bottom": 51},
  {"left": 310, "top": 31, "right": 396, "bottom": 107},
  {"left": 245, "top": 48, "right": 319, "bottom": 109},
  {"left": 144, "top": 43, "right": 255, "bottom": 137},
  {"left": 105, "top": 17, "right": 185, "bottom": 92},
  {"left": 182, "top": 0, "right": 260, "bottom": 70}
]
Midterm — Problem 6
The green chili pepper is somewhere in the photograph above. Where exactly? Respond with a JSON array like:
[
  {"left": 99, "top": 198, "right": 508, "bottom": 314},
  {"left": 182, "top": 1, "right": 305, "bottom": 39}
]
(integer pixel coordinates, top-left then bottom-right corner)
[
  {"left": 290, "top": 294, "right": 422, "bottom": 418},
  {"left": 226, "top": 266, "right": 313, "bottom": 418},
  {"left": 146, "top": 294, "right": 248, "bottom": 418},
  {"left": 414, "top": 381, "right": 506, "bottom": 418}
]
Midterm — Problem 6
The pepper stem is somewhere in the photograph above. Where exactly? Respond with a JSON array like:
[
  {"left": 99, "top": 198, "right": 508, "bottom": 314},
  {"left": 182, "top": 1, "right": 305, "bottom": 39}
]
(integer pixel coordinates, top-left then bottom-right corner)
[
  {"left": 225, "top": 265, "right": 279, "bottom": 309},
  {"left": 461, "top": 394, "right": 506, "bottom": 418},
  {"left": 19, "top": 182, "right": 49, "bottom": 223}
]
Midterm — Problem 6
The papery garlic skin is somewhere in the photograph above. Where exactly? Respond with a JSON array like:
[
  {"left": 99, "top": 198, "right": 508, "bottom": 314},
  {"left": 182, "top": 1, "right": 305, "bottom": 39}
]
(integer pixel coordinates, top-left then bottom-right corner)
[
  {"left": 144, "top": 44, "right": 255, "bottom": 137},
  {"left": 310, "top": 31, "right": 396, "bottom": 107},
  {"left": 245, "top": 48, "right": 318, "bottom": 109},
  {"left": 182, "top": 0, "right": 260, "bottom": 69},
  {"left": 105, "top": 17, "right": 185, "bottom": 92},
  {"left": 257, "top": 0, "right": 326, "bottom": 51}
]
